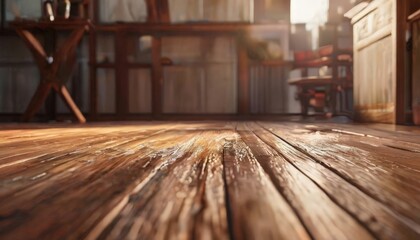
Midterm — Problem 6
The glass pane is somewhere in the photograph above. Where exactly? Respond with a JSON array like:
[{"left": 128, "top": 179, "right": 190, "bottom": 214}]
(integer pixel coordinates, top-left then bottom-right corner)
[
  {"left": 127, "top": 35, "right": 152, "bottom": 64},
  {"left": 97, "top": 69, "right": 116, "bottom": 113},
  {"left": 162, "top": 37, "right": 203, "bottom": 64},
  {"left": 96, "top": 33, "right": 115, "bottom": 63},
  {"left": 0, "top": 66, "right": 39, "bottom": 113},
  {"left": 99, "top": 0, "right": 148, "bottom": 23},
  {"left": 128, "top": 69, "right": 152, "bottom": 113},
  {"left": 0, "top": 35, "right": 34, "bottom": 62},
  {"left": 5, "top": 0, "right": 41, "bottom": 21},
  {"left": 203, "top": 37, "right": 236, "bottom": 63},
  {"left": 169, "top": 0, "right": 253, "bottom": 23}
]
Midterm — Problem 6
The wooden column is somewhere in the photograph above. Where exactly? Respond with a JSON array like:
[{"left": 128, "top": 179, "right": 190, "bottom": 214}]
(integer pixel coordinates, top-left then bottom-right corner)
[
  {"left": 89, "top": 29, "right": 97, "bottom": 120},
  {"left": 238, "top": 45, "right": 250, "bottom": 115},
  {"left": 395, "top": 0, "right": 408, "bottom": 124},
  {"left": 151, "top": 37, "right": 163, "bottom": 116},
  {"left": 115, "top": 30, "right": 129, "bottom": 116}
]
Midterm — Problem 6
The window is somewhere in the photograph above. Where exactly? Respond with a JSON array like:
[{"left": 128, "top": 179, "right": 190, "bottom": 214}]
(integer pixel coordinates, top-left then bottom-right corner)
[
  {"left": 291, "top": 0, "right": 329, "bottom": 24},
  {"left": 5, "top": 0, "right": 41, "bottom": 22},
  {"left": 99, "top": 0, "right": 148, "bottom": 23}
]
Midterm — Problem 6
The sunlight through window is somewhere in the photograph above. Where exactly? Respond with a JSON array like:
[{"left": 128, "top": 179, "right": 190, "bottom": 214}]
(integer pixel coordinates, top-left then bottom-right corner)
[{"left": 291, "top": 0, "right": 329, "bottom": 24}]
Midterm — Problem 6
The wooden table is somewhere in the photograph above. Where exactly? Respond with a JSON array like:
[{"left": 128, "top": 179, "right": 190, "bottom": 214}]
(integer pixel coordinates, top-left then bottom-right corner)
[{"left": 11, "top": 20, "right": 89, "bottom": 123}]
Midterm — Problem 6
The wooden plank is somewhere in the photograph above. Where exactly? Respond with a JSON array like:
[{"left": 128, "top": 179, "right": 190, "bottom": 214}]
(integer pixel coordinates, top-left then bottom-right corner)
[
  {"left": 223, "top": 133, "right": 310, "bottom": 240},
  {"left": 260, "top": 122, "right": 420, "bottom": 224},
  {"left": 0, "top": 128, "right": 177, "bottom": 198},
  {"left": 246, "top": 122, "right": 420, "bottom": 239},
  {"left": 237, "top": 123, "right": 375, "bottom": 240},
  {"left": 89, "top": 130, "right": 232, "bottom": 240},
  {"left": 0, "top": 124, "right": 226, "bottom": 239}
]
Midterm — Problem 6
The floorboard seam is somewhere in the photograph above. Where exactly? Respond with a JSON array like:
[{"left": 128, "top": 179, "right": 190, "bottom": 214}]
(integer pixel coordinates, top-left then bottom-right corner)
[
  {"left": 256, "top": 122, "right": 419, "bottom": 236},
  {"left": 221, "top": 145, "right": 237, "bottom": 240}
]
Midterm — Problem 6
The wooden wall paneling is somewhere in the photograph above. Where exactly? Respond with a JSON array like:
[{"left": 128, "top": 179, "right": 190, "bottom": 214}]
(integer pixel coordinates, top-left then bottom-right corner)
[
  {"left": 161, "top": 36, "right": 206, "bottom": 114},
  {"left": 116, "top": 30, "right": 129, "bottom": 116},
  {"left": 89, "top": 30, "right": 98, "bottom": 119},
  {"left": 203, "top": 36, "right": 237, "bottom": 113},
  {"left": 128, "top": 68, "right": 152, "bottom": 113},
  {"left": 96, "top": 68, "right": 116, "bottom": 114},
  {"left": 163, "top": 66, "right": 204, "bottom": 113},
  {"left": 237, "top": 43, "right": 250, "bottom": 115},
  {"left": 151, "top": 37, "right": 163, "bottom": 116},
  {"left": 204, "top": 64, "right": 237, "bottom": 113},
  {"left": 250, "top": 65, "right": 289, "bottom": 114}
]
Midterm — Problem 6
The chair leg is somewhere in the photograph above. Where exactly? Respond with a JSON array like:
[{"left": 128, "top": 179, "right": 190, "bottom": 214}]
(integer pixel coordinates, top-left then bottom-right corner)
[
  {"left": 298, "top": 87, "right": 310, "bottom": 116},
  {"left": 22, "top": 83, "right": 52, "bottom": 122},
  {"left": 55, "top": 85, "right": 86, "bottom": 123}
]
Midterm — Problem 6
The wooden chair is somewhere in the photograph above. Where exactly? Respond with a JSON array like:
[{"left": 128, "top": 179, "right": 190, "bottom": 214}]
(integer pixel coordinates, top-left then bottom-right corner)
[{"left": 288, "top": 45, "right": 353, "bottom": 116}]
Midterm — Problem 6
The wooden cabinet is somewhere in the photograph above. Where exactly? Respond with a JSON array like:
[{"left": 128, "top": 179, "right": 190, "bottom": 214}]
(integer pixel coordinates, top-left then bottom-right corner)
[
  {"left": 410, "top": 10, "right": 420, "bottom": 125},
  {"left": 349, "top": 0, "right": 408, "bottom": 124}
]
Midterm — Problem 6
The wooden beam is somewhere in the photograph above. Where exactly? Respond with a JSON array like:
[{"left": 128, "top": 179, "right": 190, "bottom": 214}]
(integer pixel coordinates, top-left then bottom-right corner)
[
  {"left": 395, "top": 0, "right": 408, "bottom": 124},
  {"left": 151, "top": 37, "right": 163, "bottom": 116},
  {"left": 237, "top": 44, "right": 250, "bottom": 115}
]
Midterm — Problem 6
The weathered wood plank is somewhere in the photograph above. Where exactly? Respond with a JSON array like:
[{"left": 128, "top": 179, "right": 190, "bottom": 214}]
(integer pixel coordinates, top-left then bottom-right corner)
[
  {"left": 0, "top": 121, "right": 419, "bottom": 240},
  {"left": 0, "top": 129, "right": 200, "bottom": 239},
  {"left": 237, "top": 123, "right": 374, "bottom": 240},
  {"left": 260, "top": 122, "right": 420, "bottom": 224},
  {"left": 223, "top": 133, "right": 310, "bottom": 240},
  {"left": 246, "top": 122, "right": 420, "bottom": 239},
  {"left": 92, "top": 130, "right": 231, "bottom": 240}
]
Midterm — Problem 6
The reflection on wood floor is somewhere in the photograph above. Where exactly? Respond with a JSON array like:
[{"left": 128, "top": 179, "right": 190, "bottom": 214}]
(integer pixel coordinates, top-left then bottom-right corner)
[{"left": 0, "top": 121, "right": 419, "bottom": 239}]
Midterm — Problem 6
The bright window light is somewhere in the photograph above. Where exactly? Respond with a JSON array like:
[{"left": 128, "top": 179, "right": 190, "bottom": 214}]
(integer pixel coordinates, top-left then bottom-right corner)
[{"left": 291, "top": 0, "right": 329, "bottom": 24}]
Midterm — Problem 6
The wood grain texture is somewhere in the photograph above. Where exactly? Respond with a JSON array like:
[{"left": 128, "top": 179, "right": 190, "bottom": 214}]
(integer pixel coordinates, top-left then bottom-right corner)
[{"left": 0, "top": 121, "right": 419, "bottom": 239}]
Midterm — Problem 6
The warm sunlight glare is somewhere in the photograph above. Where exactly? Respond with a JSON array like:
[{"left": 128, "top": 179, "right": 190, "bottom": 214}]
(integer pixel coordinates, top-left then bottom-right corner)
[{"left": 291, "top": 0, "right": 329, "bottom": 24}]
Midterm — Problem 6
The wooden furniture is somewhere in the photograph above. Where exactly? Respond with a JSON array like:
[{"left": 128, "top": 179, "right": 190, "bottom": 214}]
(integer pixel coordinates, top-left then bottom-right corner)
[
  {"left": 288, "top": 45, "right": 353, "bottom": 116},
  {"left": 409, "top": 9, "right": 420, "bottom": 125},
  {"left": 11, "top": 20, "right": 89, "bottom": 123},
  {"left": 89, "top": 22, "right": 290, "bottom": 119},
  {"left": 0, "top": 0, "right": 292, "bottom": 121},
  {"left": 348, "top": 0, "right": 409, "bottom": 124}
]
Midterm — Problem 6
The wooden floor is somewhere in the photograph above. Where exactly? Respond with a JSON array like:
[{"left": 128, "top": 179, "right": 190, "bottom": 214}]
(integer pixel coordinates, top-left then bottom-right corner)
[{"left": 0, "top": 121, "right": 419, "bottom": 240}]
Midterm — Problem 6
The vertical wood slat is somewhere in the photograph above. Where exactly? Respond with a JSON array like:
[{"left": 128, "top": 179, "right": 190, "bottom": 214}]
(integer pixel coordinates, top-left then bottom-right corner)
[
  {"left": 151, "top": 37, "right": 163, "bottom": 116},
  {"left": 89, "top": 30, "right": 97, "bottom": 119},
  {"left": 115, "top": 31, "right": 129, "bottom": 116},
  {"left": 237, "top": 45, "right": 250, "bottom": 115},
  {"left": 395, "top": 0, "right": 408, "bottom": 124}
]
